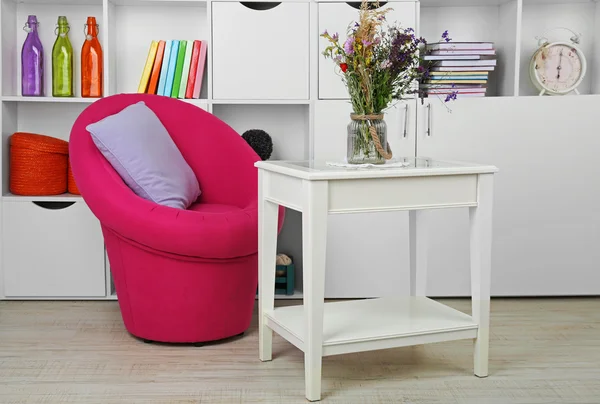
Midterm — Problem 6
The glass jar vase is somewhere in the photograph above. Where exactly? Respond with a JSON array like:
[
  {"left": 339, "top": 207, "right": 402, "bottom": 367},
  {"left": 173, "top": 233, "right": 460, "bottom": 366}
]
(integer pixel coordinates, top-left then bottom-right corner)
[{"left": 347, "top": 113, "right": 390, "bottom": 164}]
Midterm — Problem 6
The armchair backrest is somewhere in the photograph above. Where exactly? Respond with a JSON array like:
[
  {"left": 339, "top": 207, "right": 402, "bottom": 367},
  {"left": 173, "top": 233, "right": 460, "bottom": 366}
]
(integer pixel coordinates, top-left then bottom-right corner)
[{"left": 70, "top": 94, "right": 261, "bottom": 211}]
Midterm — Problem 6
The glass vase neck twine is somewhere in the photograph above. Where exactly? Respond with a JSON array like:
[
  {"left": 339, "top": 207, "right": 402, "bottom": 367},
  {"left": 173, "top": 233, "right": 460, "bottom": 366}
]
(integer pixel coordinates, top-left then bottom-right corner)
[{"left": 350, "top": 113, "right": 393, "bottom": 160}]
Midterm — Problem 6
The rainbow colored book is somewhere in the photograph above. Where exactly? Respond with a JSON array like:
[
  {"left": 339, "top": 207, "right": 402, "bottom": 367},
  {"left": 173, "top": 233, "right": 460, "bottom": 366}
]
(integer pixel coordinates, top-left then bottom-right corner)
[
  {"left": 178, "top": 40, "right": 194, "bottom": 99},
  {"left": 185, "top": 40, "right": 202, "bottom": 99},
  {"left": 163, "top": 40, "right": 180, "bottom": 97},
  {"left": 171, "top": 40, "right": 187, "bottom": 98},
  {"left": 192, "top": 40, "right": 208, "bottom": 99},
  {"left": 157, "top": 40, "right": 174, "bottom": 96},
  {"left": 138, "top": 41, "right": 158, "bottom": 93},
  {"left": 147, "top": 40, "right": 166, "bottom": 94}
]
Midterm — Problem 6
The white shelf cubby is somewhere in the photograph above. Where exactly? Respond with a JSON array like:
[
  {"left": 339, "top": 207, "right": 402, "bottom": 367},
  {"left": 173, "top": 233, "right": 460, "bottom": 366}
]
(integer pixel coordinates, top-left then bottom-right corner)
[
  {"left": 1, "top": 101, "right": 87, "bottom": 196},
  {"left": 212, "top": 104, "right": 310, "bottom": 161},
  {"left": 419, "top": 0, "right": 521, "bottom": 97},
  {"left": 519, "top": 0, "right": 600, "bottom": 96},
  {"left": 107, "top": 0, "right": 209, "bottom": 98},
  {"left": 212, "top": 103, "right": 308, "bottom": 297},
  {"left": 1, "top": 0, "right": 104, "bottom": 98}
]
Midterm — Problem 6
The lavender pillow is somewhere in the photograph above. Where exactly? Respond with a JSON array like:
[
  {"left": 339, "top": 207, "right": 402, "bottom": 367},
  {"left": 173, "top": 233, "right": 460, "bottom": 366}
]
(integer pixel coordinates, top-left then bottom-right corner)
[{"left": 86, "top": 101, "right": 201, "bottom": 209}]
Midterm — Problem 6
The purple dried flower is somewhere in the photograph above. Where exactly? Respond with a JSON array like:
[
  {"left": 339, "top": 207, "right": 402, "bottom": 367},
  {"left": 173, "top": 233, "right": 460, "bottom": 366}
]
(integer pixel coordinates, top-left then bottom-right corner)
[
  {"left": 322, "top": 29, "right": 328, "bottom": 36},
  {"left": 344, "top": 37, "right": 354, "bottom": 55},
  {"left": 362, "top": 40, "right": 372, "bottom": 47},
  {"left": 444, "top": 91, "right": 458, "bottom": 102},
  {"left": 442, "top": 30, "right": 452, "bottom": 42},
  {"left": 332, "top": 32, "right": 339, "bottom": 41}
]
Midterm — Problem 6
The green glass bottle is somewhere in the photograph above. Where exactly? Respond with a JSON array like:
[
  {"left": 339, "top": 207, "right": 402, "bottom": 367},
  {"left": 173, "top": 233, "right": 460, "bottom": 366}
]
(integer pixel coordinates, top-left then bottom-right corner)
[{"left": 52, "top": 16, "right": 73, "bottom": 97}]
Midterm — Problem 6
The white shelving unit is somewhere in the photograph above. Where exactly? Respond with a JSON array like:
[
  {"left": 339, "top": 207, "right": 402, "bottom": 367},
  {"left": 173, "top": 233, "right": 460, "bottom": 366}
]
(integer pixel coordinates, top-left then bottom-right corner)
[{"left": 1, "top": 0, "right": 599, "bottom": 300}]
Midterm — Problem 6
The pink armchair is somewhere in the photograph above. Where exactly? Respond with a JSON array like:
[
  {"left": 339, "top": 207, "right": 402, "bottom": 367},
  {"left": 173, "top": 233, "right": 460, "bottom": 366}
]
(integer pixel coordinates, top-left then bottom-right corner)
[{"left": 69, "top": 93, "right": 283, "bottom": 344}]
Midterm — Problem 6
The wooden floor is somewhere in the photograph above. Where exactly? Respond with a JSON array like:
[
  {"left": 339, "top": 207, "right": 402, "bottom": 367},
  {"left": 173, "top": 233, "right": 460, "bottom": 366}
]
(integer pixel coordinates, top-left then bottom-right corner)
[{"left": 1, "top": 298, "right": 599, "bottom": 404}]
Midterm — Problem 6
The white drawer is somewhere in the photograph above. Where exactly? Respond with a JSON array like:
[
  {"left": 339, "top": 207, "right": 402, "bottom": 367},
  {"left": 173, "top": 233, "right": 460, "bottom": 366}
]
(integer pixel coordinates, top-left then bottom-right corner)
[
  {"left": 212, "top": 2, "right": 309, "bottom": 100},
  {"left": 2, "top": 201, "right": 106, "bottom": 297},
  {"left": 318, "top": 1, "right": 417, "bottom": 99}
]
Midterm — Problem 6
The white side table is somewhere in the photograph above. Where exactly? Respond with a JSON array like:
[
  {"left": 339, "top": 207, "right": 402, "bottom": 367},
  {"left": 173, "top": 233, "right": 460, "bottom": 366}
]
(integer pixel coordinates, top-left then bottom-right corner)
[{"left": 256, "top": 158, "right": 498, "bottom": 402}]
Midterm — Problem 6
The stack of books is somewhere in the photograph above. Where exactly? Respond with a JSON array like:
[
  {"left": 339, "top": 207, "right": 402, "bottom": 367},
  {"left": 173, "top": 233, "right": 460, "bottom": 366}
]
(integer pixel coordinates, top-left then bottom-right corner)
[
  {"left": 138, "top": 39, "right": 208, "bottom": 99},
  {"left": 421, "top": 42, "right": 496, "bottom": 98}
]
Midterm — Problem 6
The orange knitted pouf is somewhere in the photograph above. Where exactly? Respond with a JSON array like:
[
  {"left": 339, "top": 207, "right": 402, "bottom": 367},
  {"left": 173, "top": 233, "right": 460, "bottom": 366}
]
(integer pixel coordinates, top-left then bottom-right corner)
[
  {"left": 10, "top": 132, "right": 69, "bottom": 196},
  {"left": 67, "top": 158, "right": 80, "bottom": 195}
]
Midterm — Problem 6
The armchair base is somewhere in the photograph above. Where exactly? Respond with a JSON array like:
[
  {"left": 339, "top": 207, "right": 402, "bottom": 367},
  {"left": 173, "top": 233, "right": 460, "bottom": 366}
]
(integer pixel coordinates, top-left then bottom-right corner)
[{"left": 104, "top": 226, "right": 258, "bottom": 343}]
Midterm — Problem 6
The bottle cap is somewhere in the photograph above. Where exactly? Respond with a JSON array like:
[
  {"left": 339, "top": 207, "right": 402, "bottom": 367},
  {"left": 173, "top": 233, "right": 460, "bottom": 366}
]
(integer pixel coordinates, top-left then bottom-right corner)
[
  {"left": 57, "top": 16, "right": 68, "bottom": 25},
  {"left": 27, "top": 15, "right": 38, "bottom": 25},
  {"left": 87, "top": 16, "right": 97, "bottom": 25}
]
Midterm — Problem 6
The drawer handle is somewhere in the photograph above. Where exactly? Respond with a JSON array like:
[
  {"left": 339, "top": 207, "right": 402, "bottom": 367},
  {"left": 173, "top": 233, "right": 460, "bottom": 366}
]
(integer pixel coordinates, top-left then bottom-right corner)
[
  {"left": 240, "top": 2, "right": 281, "bottom": 11},
  {"left": 426, "top": 103, "right": 432, "bottom": 137},
  {"left": 347, "top": 1, "right": 388, "bottom": 10},
  {"left": 403, "top": 103, "right": 408, "bottom": 138},
  {"left": 32, "top": 201, "right": 76, "bottom": 210}
]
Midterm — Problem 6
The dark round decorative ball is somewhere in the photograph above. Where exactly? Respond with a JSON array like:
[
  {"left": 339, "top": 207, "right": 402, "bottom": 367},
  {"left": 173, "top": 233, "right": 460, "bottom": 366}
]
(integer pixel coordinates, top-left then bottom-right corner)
[{"left": 242, "top": 129, "right": 273, "bottom": 161}]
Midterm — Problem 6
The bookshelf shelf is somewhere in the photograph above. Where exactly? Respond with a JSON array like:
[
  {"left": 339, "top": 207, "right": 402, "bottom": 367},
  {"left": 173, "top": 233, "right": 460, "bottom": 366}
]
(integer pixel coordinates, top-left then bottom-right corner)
[
  {"left": 109, "top": 0, "right": 204, "bottom": 6},
  {"left": 181, "top": 98, "right": 208, "bottom": 108},
  {"left": 2, "top": 0, "right": 102, "bottom": 5},
  {"left": 1, "top": 96, "right": 99, "bottom": 103},
  {"left": 420, "top": 0, "right": 515, "bottom": 6},
  {"left": 523, "top": 0, "right": 593, "bottom": 4},
  {"left": 210, "top": 99, "right": 311, "bottom": 105},
  {"left": 2, "top": 192, "right": 83, "bottom": 202}
]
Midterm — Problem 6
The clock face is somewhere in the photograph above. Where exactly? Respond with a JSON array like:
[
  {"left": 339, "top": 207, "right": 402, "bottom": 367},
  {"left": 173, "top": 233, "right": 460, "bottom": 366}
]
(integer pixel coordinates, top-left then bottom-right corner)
[{"left": 534, "top": 44, "right": 583, "bottom": 93}]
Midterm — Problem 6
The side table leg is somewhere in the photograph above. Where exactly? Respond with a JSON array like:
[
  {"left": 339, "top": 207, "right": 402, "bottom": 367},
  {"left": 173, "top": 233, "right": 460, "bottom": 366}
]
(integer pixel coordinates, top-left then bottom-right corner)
[
  {"left": 469, "top": 174, "right": 494, "bottom": 378},
  {"left": 409, "top": 210, "right": 428, "bottom": 297},
  {"left": 259, "top": 171, "right": 279, "bottom": 362},
  {"left": 302, "top": 181, "right": 328, "bottom": 402}
]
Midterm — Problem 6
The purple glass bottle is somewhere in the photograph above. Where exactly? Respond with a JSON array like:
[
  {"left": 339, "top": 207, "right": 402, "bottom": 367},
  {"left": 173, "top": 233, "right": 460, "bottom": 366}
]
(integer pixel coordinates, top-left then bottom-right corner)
[{"left": 21, "top": 15, "right": 44, "bottom": 96}]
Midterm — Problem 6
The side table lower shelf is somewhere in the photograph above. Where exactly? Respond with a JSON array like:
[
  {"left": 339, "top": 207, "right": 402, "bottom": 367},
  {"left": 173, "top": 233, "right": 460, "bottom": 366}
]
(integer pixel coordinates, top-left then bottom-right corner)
[{"left": 265, "top": 297, "right": 478, "bottom": 357}]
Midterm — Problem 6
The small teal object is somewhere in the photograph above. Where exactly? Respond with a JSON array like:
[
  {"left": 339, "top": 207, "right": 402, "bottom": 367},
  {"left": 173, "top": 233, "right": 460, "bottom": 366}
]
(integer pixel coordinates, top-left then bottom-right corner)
[
  {"left": 257, "top": 263, "right": 296, "bottom": 296},
  {"left": 275, "top": 264, "right": 295, "bottom": 296}
]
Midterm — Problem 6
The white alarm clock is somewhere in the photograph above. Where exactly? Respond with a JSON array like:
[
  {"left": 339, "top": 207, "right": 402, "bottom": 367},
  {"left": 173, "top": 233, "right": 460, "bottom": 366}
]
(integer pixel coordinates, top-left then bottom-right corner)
[{"left": 529, "top": 29, "right": 586, "bottom": 96}]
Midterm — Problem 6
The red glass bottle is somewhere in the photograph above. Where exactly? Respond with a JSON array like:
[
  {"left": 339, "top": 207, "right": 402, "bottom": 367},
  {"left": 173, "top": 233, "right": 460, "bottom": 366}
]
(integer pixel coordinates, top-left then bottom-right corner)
[{"left": 81, "top": 16, "right": 103, "bottom": 98}]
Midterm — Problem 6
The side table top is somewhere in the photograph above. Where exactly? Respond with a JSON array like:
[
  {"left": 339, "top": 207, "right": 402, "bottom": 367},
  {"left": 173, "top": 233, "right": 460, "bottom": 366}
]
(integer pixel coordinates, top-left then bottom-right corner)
[{"left": 255, "top": 157, "right": 498, "bottom": 181}]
